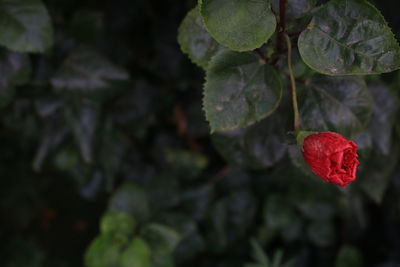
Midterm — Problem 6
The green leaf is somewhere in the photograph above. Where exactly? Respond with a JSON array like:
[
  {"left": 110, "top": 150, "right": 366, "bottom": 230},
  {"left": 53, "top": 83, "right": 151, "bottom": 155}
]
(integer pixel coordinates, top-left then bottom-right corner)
[
  {"left": 141, "top": 223, "right": 181, "bottom": 255},
  {"left": 204, "top": 50, "right": 282, "bottom": 132},
  {"left": 177, "top": 7, "right": 221, "bottom": 69},
  {"left": 84, "top": 234, "right": 122, "bottom": 267},
  {"left": 298, "top": 0, "right": 400, "bottom": 75},
  {"left": 120, "top": 238, "right": 151, "bottom": 267},
  {"left": 0, "top": 0, "right": 53, "bottom": 52},
  {"left": 199, "top": 0, "right": 276, "bottom": 51},
  {"left": 108, "top": 183, "right": 150, "bottom": 223},
  {"left": 100, "top": 211, "right": 136, "bottom": 244},
  {"left": 51, "top": 48, "right": 129, "bottom": 95},
  {"left": 212, "top": 113, "right": 287, "bottom": 169},
  {"left": 335, "top": 245, "right": 362, "bottom": 267},
  {"left": 299, "top": 75, "right": 373, "bottom": 137}
]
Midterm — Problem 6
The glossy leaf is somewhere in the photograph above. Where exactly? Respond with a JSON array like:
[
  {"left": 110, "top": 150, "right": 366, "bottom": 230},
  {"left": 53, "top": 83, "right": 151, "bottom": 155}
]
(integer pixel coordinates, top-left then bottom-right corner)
[
  {"left": 204, "top": 50, "right": 282, "bottom": 132},
  {"left": 212, "top": 113, "right": 287, "bottom": 169},
  {"left": 0, "top": 0, "right": 53, "bottom": 52},
  {"left": 199, "top": 0, "right": 276, "bottom": 51},
  {"left": 298, "top": 0, "right": 400, "bottom": 75},
  {"left": 178, "top": 7, "right": 220, "bottom": 69},
  {"left": 299, "top": 75, "right": 373, "bottom": 137},
  {"left": 51, "top": 48, "right": 129, "bottom": 94}
]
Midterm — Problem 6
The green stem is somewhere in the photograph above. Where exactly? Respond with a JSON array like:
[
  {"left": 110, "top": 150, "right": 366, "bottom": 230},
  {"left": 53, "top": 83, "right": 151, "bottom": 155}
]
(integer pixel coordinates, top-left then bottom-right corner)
[{"left": 284, "top": 33, "right": 301, "bottom": 131}]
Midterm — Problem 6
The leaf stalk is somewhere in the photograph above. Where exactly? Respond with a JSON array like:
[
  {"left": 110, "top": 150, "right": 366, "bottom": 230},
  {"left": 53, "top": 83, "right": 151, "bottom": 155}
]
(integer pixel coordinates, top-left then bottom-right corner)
[{"left": 284, "top": 33, "right": 301, "bottom": 131}]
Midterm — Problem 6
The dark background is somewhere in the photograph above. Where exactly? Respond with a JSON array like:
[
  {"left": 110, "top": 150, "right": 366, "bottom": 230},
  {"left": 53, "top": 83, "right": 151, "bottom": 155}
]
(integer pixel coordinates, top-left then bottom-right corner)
[{"left": 1, "top": 0, "right": 400, "bottom": 266}]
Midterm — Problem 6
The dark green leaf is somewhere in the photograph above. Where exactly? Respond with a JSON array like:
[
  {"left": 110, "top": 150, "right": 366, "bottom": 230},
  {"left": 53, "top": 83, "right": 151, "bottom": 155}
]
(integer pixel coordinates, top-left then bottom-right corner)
[
  {"left": 199, "top": 0, "right": 276, "bottom": 51},
  {"left": 51, "top": 48, "right": 129, "bottom": 95},
  {"left": 298, "top": 0, "right": 400, "bottom": 75},
  {"left": 307, "top": 220, "right": 335, "bottom": 247},
  {"left": 64, "top": 100, "right": 100, "bottom": 164},
  {"left": 264, "top": 195, "right": 295, "bottom": 231},
  {"left": 204, "top": 50, "right": 282, "bottom": 132},
  {"left": 367, "top": 81, "right": 398, "bottom": 155},
  {"left": 0, "top": 0, "right": 53, "bottom": 52},
  {"left": 141, "top": 223, "right": 181, "bottom": 255},
  {"left": 0, "top": 49, "right": 31, "bottom": 107},
  {"left": 359, "top": 142, "right": 399, "bottom": 204},
  {"left": 151, "top": 254, "right": 175, "bottom": 267},
  {"left": 335, "top": 245, "right": 362, "bottom": 267},
  {"left": 178, "top": 7, "right": 221, "bottom": 68},
  {"left": 108, "top": 183, "right": 150, "bottom": 223},
  {"left": 212, "top": 113, "right": 287, "bottom": 169},
  {"left": 298, "top": 202, "right": 335, "bottom": 221},
  {"left": 299, "top": 75, "right": 373, "bottom": 137},
  {"left": 165, "top": 149, "right": 208, "bottom": 181},
  {"left": 272, "top": 0, "right": 316, "bottom": 21}
]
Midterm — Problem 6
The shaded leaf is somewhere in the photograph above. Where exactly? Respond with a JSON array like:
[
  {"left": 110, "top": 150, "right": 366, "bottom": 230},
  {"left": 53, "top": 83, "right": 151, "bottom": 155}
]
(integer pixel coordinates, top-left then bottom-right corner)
[
  {"left": 108, "top": 183, "right": 150, "bottom": 223},
  {"left": 178, "top": 7, "right": 221, "bottom": 68},
  {"left": 212, "top": 113, "right": 287, "bottom": 169},
  {"left": 335, "top": 245, "right": 362, "bottom": 267},
  {"left": 299, "top": 75, "right": 373, "bottom": 137},
  {"left": 307, "top": 220, "right": 335, "bottom": 247},
  {"left": 272, "top": 0, "right": 316, "bottom": 21},
  {"left": 51, "top": 48, "right": 129, "bottom": 95},
  {"left": 0, "top": 0, "right": 53, "bottom": 52},
  {"left": 141, "top": 223, "right": 181, "bottom": 255},
  {"left": 200, "top": 0, "right": 276, "bottom": 51},
  {"left": 298, "top": 0, "right": 400, "bottom": 75},
  {"left": 359, "top": 142, "right": 399, "bottom": 204},
  {"left": 65, "top": 100, "right": 100, "bottom": 163},
  {"left": 0, "top": 49, "right": 31, "bottom": 107},
  {"left": 204, "top": 50, "right": 282, "bottom": 132},
  {"left": 367, "top": 81, "right": 398, "bottom": 155}
]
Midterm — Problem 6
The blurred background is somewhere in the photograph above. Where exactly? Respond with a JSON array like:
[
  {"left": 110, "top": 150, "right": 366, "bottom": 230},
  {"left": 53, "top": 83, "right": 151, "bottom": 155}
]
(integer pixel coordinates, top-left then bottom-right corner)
[{"left": 1, "top": 0, "right": 400, "bottom": 266}]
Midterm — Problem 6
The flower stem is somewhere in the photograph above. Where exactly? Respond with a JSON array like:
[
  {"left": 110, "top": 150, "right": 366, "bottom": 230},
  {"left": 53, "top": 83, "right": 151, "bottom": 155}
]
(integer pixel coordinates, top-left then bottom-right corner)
[{"left": 284, "top": 33, "right": 301, "bottom": 131}]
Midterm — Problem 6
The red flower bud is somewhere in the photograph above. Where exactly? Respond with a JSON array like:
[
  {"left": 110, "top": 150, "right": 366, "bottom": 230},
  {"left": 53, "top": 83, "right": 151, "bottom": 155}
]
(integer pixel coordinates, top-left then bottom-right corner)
[{"left": 301, "top": 132, "right": 359, "bottom": 187}]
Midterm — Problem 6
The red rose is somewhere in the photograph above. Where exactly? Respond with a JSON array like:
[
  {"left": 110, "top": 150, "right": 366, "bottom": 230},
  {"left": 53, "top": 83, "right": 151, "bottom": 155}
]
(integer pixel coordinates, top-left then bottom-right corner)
[{"left": 301, "top": 132, "right": 359, "bottom": 187}]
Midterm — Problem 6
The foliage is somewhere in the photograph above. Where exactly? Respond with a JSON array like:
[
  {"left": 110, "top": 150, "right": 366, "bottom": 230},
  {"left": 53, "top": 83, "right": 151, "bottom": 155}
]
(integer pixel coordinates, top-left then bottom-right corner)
[{"left": 1, "top": 0, "right": 400, "bottom": 267}]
